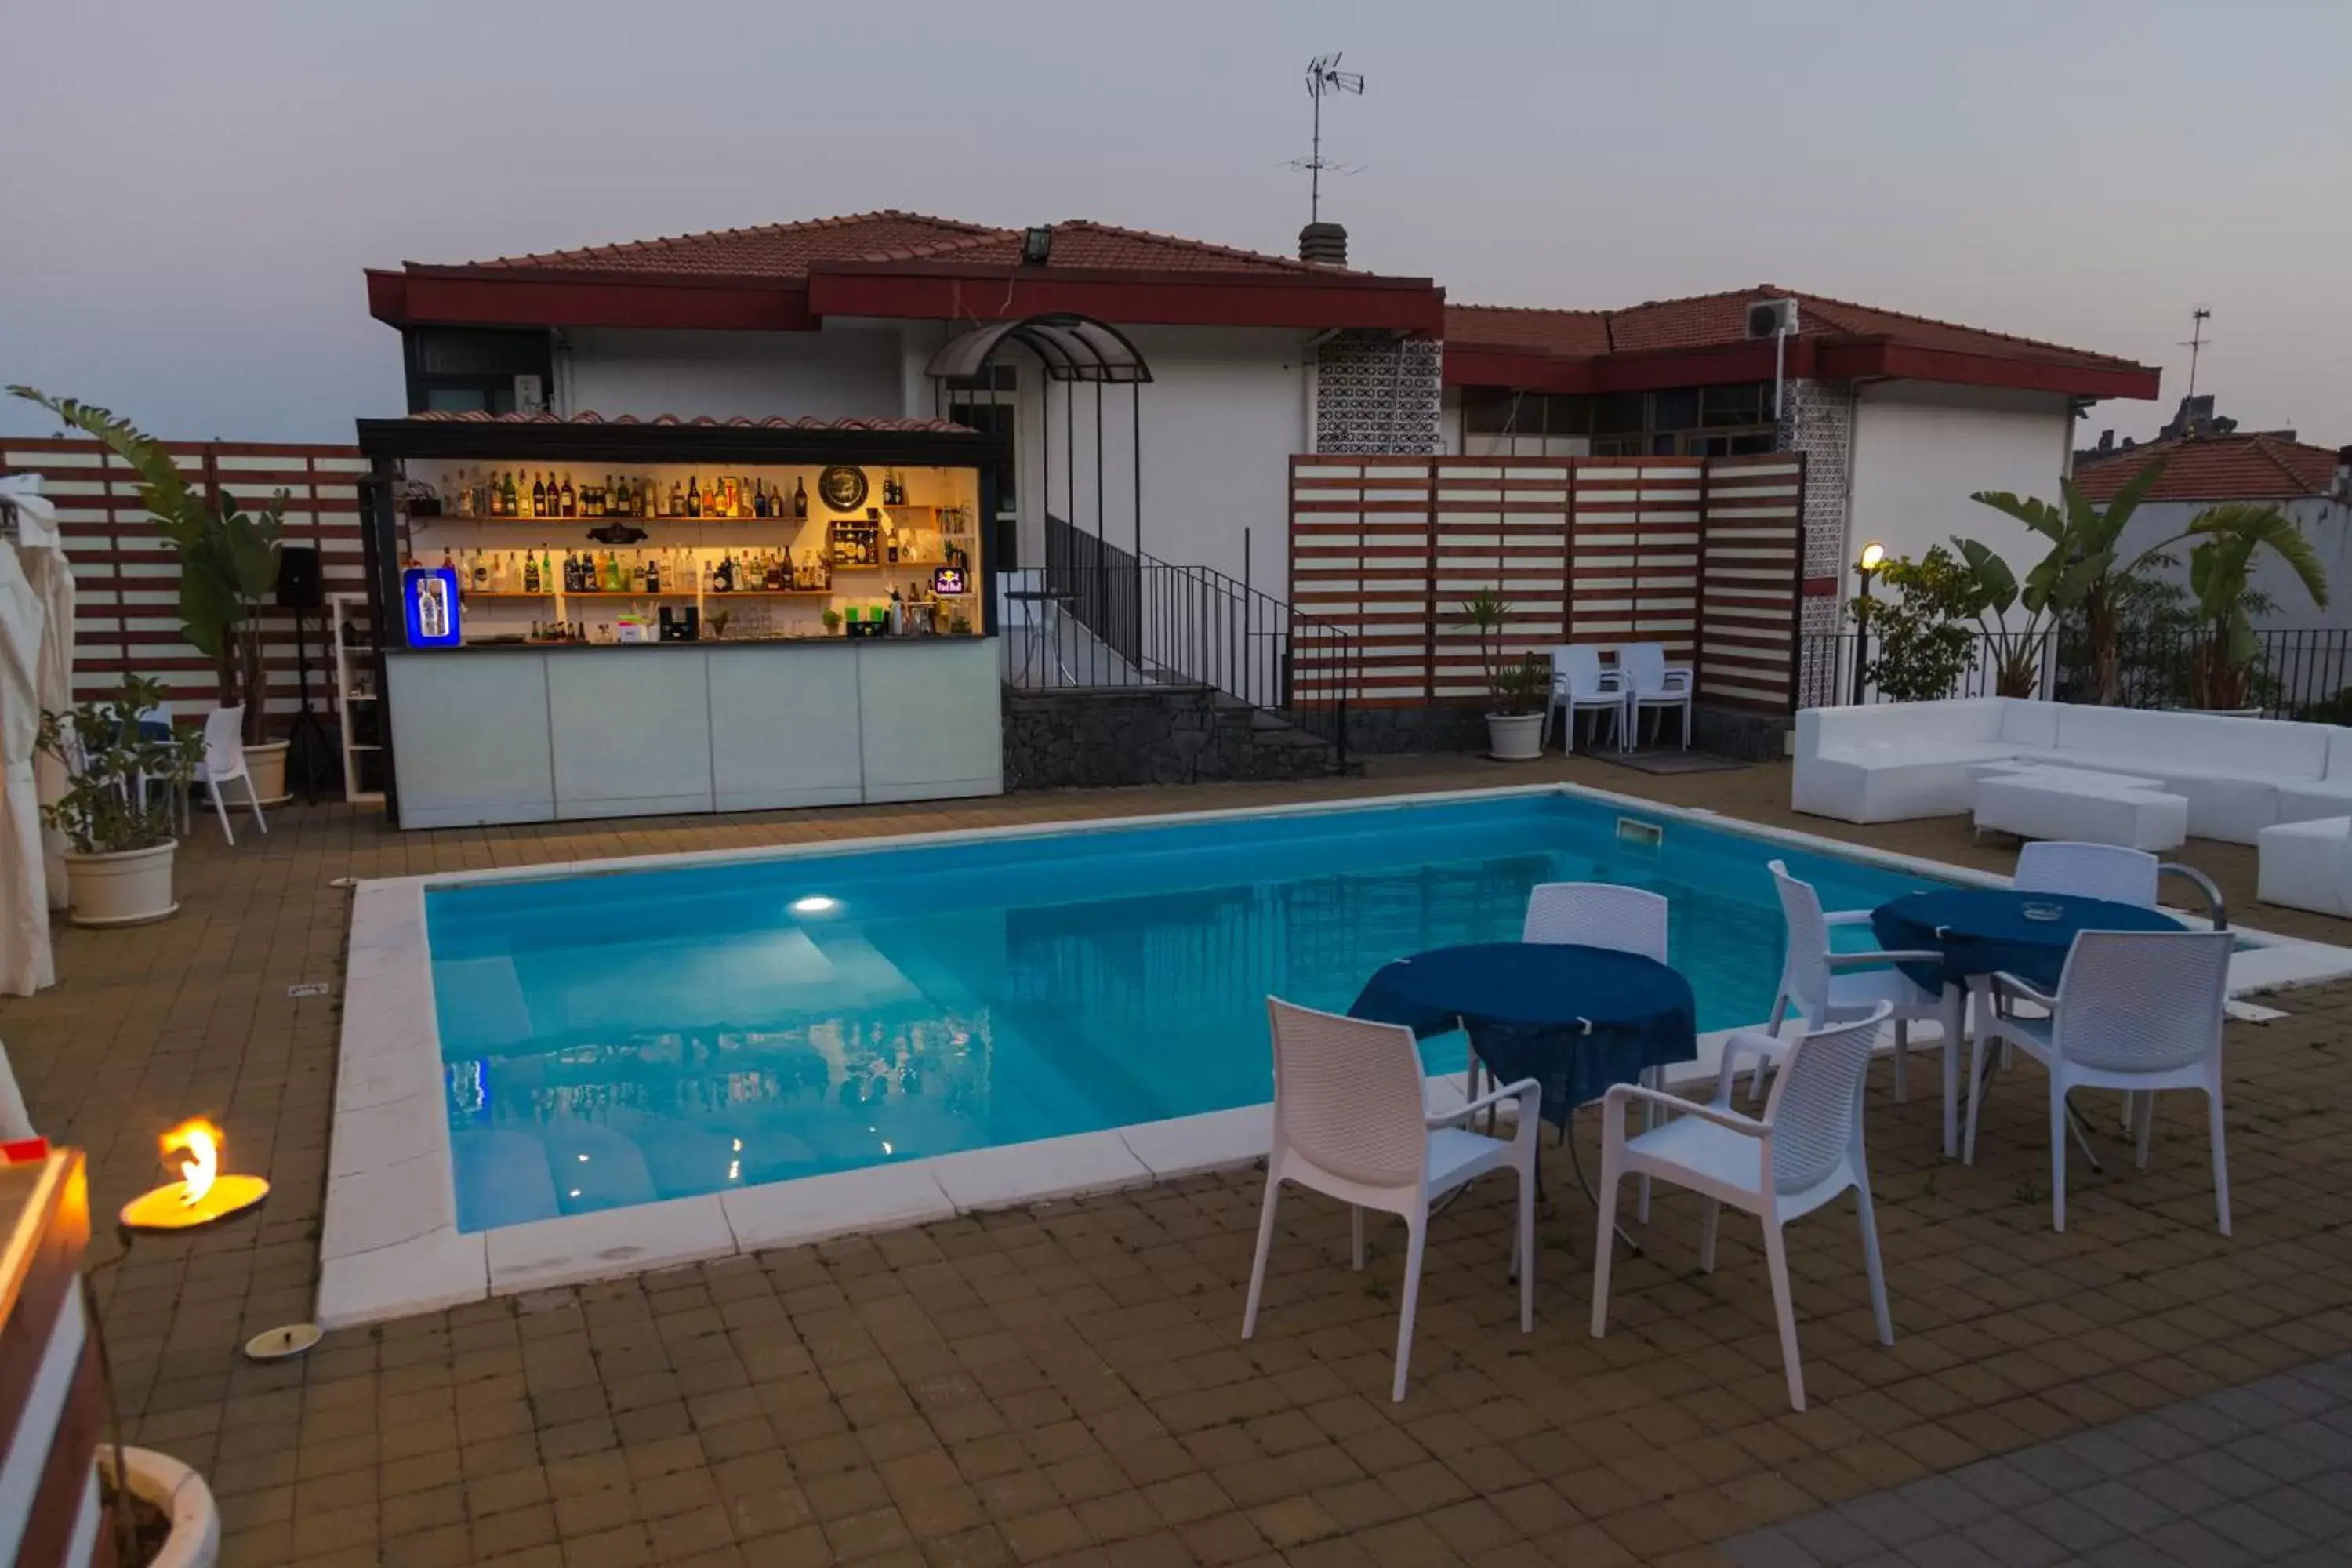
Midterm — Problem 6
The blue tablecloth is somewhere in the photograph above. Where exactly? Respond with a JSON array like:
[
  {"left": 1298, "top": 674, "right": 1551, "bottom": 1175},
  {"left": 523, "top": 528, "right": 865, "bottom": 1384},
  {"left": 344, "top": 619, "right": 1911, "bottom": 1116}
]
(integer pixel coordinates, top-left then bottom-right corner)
[
  {"left": 1349, "top": 942, "right": 1697, "bottom": 1130},
  {"left": 1871, "top": 888, "right": 2187, "bottom": 995}
]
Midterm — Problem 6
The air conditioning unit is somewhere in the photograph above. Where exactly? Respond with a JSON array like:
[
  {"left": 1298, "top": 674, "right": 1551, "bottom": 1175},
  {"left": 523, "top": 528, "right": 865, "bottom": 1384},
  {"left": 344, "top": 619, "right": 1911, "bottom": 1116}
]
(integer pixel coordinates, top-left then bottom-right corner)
[{"left": 1747, "top": 299, "right": 1798, "bottom": 339}]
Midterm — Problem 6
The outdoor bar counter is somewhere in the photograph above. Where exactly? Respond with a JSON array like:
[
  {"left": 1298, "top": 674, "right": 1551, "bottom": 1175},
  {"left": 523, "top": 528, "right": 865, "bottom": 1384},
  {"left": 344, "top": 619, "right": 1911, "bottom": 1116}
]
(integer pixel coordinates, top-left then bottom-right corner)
[
  {"left": 356, "top": 412, "right": 1007, "bottom": 830},
  {"left": 383, "top": 637, "right": 1000, "bottom": 827}
]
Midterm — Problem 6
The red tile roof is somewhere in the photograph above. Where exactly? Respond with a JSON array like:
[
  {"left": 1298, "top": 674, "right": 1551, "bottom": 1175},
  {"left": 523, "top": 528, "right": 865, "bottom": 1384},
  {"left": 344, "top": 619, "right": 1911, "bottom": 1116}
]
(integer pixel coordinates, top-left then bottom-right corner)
[
  {"left": 405, "top": 410, "right": 974, "bottom": 433},
  {"left": 452, "top": 212, "right": 1344, "bottom": 281},
  {"left": 2073, "top": 433, "right": 2346, "bottom": 503},
  {"left": 461, "top": 211, "right": 996, "bottom": 278},
  {"left": 1447, "top": 285, "right": 2147, "bottom": 374}
]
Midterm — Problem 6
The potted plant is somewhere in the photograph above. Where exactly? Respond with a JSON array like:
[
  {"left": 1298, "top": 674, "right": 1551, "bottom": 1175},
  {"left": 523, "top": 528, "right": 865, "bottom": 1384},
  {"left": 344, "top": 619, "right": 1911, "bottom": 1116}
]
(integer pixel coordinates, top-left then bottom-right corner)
[
  {"left": 38, "top": 674, "right": 195, "bottom": 927},
  {"left": 2179, "top": 503, "right": 2328, "bottom": 713},
  {"left": 1969, "top": 456, "right": 2170, "bottom": 704},
  {"left": 8, "top": 388, "right": 287, "bottom": 794},
  {"left": 1460, "top": 589, "right": 1548, "bottom": 760},
  {"left": 1949, "top": 537, "right": 2056, "bottom": 698},
  {"left": 98, "top": 1444, "right": 219, "bottom": 1568},
  {"left": 822, "top": 608, "right": 844, "bottom": 637}
]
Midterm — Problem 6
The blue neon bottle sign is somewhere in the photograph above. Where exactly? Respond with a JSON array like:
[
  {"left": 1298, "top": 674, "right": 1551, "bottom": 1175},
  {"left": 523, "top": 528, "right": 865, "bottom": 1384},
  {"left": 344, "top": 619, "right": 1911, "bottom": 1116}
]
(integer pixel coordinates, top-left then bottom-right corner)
[{"left": 402, "top": 565, "right": 462, "bottom": 648}]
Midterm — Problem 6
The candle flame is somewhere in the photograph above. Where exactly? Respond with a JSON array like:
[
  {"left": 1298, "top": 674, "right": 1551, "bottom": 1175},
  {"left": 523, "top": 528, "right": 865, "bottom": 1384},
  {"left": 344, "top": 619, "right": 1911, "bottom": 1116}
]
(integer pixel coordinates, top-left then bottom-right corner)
[{"left": 160, "top": 1118, "right": 222, "bottom": 1207}]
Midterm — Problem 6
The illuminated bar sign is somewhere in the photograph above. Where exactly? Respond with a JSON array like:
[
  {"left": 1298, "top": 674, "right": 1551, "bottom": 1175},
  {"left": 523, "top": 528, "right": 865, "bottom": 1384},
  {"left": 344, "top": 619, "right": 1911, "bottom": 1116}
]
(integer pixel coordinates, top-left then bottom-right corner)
[
  {"left": 931, "top": 566, "right": 967, "bottom": 596},
  {"left": 403, "top": 565, "right": 462, "bottom": 647}
]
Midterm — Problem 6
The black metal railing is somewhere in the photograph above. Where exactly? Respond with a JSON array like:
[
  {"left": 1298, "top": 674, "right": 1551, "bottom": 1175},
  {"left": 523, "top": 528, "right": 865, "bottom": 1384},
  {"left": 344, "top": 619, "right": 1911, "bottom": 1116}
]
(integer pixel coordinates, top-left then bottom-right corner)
[
  {"left": 1798, "top": 626, "right": 2352, "bottom": 720},
  {"left": 1009, "top": 514, "right": 1359, "bottom": 762}
]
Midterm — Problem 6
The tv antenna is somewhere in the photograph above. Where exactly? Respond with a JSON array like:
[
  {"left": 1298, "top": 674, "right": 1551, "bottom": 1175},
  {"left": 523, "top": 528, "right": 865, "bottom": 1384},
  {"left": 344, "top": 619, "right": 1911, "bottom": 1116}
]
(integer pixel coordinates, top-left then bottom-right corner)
[
  {"left": 1291, "top": 53, "right": 1365, "bottom": 224},
  {"left": 2180, "top": 306, "right": 2212, "bottom": 403}
]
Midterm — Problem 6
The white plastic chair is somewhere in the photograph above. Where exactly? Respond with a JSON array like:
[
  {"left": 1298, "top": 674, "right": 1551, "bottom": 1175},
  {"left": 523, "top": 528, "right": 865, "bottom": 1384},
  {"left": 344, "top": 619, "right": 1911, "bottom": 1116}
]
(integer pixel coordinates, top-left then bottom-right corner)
[
  {"left": 2013, "top": 842, "right": 2160, "bottom": 908},
  {"left": 192, "top": 706, "right": 267, "bottom": 845},
  {"left": 1523, "top": 882, "right": 1671, "bottom": 1215},
  {"left": 1971, "top": 930, "right": 2233, "bottom": 1234},
  {"left": 1617, "top": 642, "right": 1693, "bottom": 751},
  {"left": 1544, "top": 646, "right": 1624, "bottom": 754},
  {"left": 1592, "top": 1003, "right": 1896, "bottom": 1412},
  {"left": 1766, "top": 860, "right": 1961, "bottom": 1156},
  {"left": 1243, "top": 998, "right": 1541, "bottom": 1402}
]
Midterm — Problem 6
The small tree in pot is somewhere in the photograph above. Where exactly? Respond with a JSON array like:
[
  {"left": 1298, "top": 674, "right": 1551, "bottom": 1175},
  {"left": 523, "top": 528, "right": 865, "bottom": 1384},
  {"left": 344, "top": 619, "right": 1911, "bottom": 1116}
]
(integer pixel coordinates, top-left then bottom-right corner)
[
  {"left": 1460, "top": 589, "right": 1549, "bottom": 759},
  {"left": 8, "top": 389, "right": 285, "bottom": 753},
  {"left": 38, "top": 674, "right": 197, "bottom": 927}
]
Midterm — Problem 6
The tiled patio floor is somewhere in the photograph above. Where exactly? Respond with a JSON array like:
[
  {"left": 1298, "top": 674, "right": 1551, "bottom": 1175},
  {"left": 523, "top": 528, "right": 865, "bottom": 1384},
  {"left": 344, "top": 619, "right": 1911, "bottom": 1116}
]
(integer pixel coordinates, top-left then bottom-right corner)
[{"left": 7, "top": 756, "right": 2352, "bottom": 1566}]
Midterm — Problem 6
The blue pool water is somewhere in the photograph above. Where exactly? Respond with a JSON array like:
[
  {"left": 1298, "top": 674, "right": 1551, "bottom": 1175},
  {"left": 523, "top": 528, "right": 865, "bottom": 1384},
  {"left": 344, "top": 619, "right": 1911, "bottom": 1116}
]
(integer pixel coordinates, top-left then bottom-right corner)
[{"left": 427, "top": 793, "right": 1947, "bottom": 1231}]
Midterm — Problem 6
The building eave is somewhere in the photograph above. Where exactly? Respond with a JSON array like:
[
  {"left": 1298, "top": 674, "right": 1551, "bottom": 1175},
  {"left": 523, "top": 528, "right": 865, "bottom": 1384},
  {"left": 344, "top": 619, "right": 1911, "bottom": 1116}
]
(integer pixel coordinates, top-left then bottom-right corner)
[{"left": 1443, "top": 332, "right": 2160, "bottom": 401}]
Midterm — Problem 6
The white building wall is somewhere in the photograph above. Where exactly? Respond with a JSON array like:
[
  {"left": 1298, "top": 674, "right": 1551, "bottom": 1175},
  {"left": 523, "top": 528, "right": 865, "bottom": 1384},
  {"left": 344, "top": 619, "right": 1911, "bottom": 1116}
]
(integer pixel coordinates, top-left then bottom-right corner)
[
  {"left": 558, "top": 325, "right": 903, "bottom": 420},
  {"left": 2114, "top": 495, "right": 2348, "bottom": 631},
  {"left": 1849, "top": 381, "right": 2074, "bottom": 577}
]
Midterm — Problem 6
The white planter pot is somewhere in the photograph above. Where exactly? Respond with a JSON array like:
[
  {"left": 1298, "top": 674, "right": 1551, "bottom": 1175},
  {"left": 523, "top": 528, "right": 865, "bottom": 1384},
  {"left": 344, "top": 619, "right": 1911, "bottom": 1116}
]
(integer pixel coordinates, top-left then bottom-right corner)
[
  {"left": 64, "top": 842, "right": 180, "bottom": 927},
  {"left": 1486, "top": 712, "right": 1546, "bottom": 761},
  {"left": 99, "top": 1445, "right": 219, "bottom": 1568},
  {"left": 242, "top": 740, "right": 291, "bottom": 806}
]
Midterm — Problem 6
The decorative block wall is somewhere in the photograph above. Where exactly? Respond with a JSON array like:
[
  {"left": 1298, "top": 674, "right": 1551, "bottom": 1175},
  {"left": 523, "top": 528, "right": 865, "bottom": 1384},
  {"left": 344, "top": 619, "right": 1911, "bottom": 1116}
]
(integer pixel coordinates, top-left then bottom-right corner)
[
  {"left": 1778, "top": 377, "right": 1853, "bottom": 698},
  {"left": 1313, "top": 332, "right": 1442, "bottom": 456}
]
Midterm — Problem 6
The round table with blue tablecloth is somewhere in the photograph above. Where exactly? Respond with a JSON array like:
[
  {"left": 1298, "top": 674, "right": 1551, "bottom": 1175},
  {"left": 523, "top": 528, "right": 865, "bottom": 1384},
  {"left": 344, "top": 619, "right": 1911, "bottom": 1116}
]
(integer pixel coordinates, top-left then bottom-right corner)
[
  {"left": 1870, "top": 887, "right": 2188, "bottom": 996},
  {"left": 1348, "top": 942, "right": 1697, "bottom": 1131}
]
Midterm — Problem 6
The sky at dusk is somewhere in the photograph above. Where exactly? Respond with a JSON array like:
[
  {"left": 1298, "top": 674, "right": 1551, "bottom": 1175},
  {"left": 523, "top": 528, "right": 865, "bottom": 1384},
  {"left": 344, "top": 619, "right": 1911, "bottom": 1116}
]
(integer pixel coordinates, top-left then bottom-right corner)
[{"left": 4, "top": 0, "right": 2347, "bottom": 448}]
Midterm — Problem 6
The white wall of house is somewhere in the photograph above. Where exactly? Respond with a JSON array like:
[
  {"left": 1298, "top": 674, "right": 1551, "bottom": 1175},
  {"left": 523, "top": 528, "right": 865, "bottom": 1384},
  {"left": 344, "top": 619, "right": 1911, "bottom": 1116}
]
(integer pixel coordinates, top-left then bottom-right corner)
[
  {"left": 2113, "top": 495, "right": 2350, "bottom": 631},
  {"left": 558, "top": 325, "right": 904, "bottom": 420},
  {"left": 1848, "top": 381, "right": 2074, "bottom": 578}
]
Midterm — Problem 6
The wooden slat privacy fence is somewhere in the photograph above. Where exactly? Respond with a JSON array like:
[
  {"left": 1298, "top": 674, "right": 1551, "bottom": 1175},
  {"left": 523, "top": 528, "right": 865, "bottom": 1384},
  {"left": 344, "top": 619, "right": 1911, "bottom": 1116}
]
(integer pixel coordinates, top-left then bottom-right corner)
[
  {"left": 1, "top": 437, "right": 372, "bottom": 719},
  {"left": 1288, "top": 452, "right": 1804, "bottom": 712}
]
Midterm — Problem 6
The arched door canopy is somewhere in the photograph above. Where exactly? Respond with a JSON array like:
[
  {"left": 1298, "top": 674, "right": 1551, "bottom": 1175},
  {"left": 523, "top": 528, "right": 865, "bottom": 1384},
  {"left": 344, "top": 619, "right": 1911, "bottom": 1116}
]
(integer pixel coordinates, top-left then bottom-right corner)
[{"left": 925, "top": 314, "right": 1153, "bottom": 385}]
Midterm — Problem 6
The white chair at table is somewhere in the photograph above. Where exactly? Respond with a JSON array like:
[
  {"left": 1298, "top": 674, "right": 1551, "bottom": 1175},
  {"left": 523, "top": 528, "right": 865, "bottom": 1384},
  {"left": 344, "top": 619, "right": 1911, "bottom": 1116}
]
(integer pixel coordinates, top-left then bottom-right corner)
[
  {"left": 2009, "top": 841, "right": 2161, "bottom": 1128},
  {"left": 191, "top": 706, "right": 267, "bottom": 846},
  {"left": 1592, "top": 1002, "right": 1896, "bottom": 1412},
  {"left": 1765, "top": 861, "right": 1961, "bottom": 1156},
  {"left": 1544, "top": 646, "right": 1625, "bottom": 754},
  {"left": 1522, "top": 882, "right": 1670, "bottom": 1219},
  {"left": 1243, "top": 998, "right": 1541, "bottom": 1403},
  {"left": 1970, "top": 929, "right": 2232, "bottom": 1234},
  {"left": 1617, "top": 642, "right": 1693, "bottom": 751}
]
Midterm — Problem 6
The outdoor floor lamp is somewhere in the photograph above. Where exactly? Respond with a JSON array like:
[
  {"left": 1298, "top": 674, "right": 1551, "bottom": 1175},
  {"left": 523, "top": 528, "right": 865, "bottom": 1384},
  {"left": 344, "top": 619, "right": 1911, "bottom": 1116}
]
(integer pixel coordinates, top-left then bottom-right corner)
[{"left": 1851, "top": 541, "right": 1886, "bottom": 706}]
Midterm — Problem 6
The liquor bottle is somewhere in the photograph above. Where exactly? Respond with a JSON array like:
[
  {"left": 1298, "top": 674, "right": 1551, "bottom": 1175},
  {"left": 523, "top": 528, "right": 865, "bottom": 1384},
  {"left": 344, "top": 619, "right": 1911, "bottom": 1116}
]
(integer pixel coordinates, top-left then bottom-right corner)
[
  {"left": 751, "top": 480, "right": 767, "bottom": 520},
  {"left": 793, "top": 477, "right": 808, "bottom": 519},
  {"left": 760, "top": 550, "right": 782, "bottom": 591},
  {"left": 631, "top": 553, "right": 648, "bottom": 593},
  {"left": 632, "top": 477, "right": 647, "bottom": 518},
  {"left": 497, "top": 470, "right": 514, "bottom": 517},
  {"left": 645, "top": 550, "right": 662, "bottom": 593},
  {"left": 557, "top": 474, "right": 574, "bottom": 518},
  {"left": 561, "top": 551, "right": 576, "bottom": 593},
  {"left": 530, "top": 473, "right": 546, "bottom": 517},
  {"left": 524, "top": 551, "right": 541, "bottom": 593},
  {"left": 681, "top": 549, "right": 699, "bottom": 592},
  {"left": 541, "top": 550, "right": 554, "bottom": 593},
  {"left": 713, "top": 552, "right": 735, "bottom": 593},
  {"left": 685, "top": 476, "right": 702, "bottom": 519}
]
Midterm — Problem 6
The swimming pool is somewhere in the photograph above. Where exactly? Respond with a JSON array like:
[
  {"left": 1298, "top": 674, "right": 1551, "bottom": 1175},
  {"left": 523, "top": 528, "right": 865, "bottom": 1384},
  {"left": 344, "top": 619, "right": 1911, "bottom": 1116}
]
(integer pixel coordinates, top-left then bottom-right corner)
[{"left": 426, "top": 792, "right": 1947, "bottom": 1231}]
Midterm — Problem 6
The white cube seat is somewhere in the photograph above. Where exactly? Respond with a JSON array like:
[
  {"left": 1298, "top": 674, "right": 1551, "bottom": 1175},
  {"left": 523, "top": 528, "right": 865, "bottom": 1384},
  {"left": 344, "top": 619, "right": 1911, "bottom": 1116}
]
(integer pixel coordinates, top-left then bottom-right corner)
[
  {"left": 2257, "top": 817, "right": 2352, "bottom": 916},
  {"left": 1972, "top": 768, "right": 2188, "bottom": 851}
]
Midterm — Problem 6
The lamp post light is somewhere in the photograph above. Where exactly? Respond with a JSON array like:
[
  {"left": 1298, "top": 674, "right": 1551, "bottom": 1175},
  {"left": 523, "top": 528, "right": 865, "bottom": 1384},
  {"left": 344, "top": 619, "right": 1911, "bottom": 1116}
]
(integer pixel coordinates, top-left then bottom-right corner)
[{"left": 1851, "top": 541, "right": 1886, "bottom": 706}]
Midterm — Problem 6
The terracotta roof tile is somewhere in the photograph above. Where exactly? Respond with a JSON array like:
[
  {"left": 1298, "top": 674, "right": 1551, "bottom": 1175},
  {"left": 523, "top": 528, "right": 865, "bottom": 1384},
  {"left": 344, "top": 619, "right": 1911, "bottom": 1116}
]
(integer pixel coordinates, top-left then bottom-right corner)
[
  {"left": 453, "top": 213, "right": 1341, "bottom": 281},
  {"left": 2073, "top": 433, "right": 2345, "bottom": 503},
  {"left": 405, "top": 410, "right": 974, "bottom": 433},
  {"left": 1448, "top": 285, "right": 2146, "bottom": 372},
  {"left": 462, "top": 211, "right": 998, "bottom": 278}
]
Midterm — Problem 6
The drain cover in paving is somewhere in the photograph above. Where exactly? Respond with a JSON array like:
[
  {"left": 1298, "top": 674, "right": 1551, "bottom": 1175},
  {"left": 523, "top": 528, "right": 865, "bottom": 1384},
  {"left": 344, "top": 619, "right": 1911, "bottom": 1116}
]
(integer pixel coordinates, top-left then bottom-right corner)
[{"left": 1595, "top": 749, "right": 1748, "bottom": 776}]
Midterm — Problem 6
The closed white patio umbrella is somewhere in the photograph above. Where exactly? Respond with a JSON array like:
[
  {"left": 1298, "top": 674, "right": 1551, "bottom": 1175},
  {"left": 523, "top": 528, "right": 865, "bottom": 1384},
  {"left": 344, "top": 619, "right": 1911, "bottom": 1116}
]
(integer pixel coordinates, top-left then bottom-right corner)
[
  {"left": 0, "top": 477, "right": 55, "bottom": 995},
  {"left": 3, "top": 477, "right": 73, "bottom": 912}
]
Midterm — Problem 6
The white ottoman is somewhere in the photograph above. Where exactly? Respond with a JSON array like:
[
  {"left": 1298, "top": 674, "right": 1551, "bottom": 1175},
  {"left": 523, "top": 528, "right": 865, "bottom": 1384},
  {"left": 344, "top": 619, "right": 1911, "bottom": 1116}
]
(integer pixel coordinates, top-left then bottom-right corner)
[
  {"left": 1973, "top": 766, "right": 2188, "bottom": 851},
  {"left": 2257, "top": 816, "right": 2352, "bottom": 916}
]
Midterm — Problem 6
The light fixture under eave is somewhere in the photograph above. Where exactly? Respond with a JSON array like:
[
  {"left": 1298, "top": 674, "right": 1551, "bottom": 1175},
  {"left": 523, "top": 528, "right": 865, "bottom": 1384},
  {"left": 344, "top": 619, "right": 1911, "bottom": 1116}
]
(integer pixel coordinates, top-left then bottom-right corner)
[
  {"left": 791, "top": 895, "right": 840, "bottom": 915},
  {"left": 119, "top": 1117, "right": 270, "bottom": 1232}
]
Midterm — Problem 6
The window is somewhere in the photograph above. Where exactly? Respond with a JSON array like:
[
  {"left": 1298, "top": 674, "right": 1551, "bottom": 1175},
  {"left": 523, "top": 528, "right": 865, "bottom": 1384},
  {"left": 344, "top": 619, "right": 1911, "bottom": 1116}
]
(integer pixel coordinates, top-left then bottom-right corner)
[
  {"left": 1595, "top": 392, "right": 1646, "bottom": 435},
  {"left": 1648, "top": 388, "right": 1700, "bottom": 433},
  {"left": 1463, "top": 390, "right": 1592, "bottom": 437},
  {"left": 405, "top": 328, "right": 550, "bottom": 416},
  {"left": 1701, "top": 383, "right": 1771, "bottom": 427}
]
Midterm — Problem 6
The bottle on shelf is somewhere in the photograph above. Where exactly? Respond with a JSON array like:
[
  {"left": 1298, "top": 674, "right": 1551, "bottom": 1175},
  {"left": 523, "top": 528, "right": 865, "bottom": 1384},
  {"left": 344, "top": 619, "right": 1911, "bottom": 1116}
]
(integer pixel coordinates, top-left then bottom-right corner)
[
  {"left": 686, "top": 477, "right": 702, "bottom": 519},
  {"left": 645, "top": 550, "right": 662, "bottom": 593},
  {"left": 557, "top": 474, "right": 574, "bottom": 518},
  {"left": 763, "top": 550, "right": 784, "bottom": 591},
  {"left": 524, "top": 551, "right": 541, "bottom": 593},
  {"left": 530, "top": 474, "right": 546, "bottom": 518},
  {"left": 713, "top": 551, "right": 735, "bottom": 593}
]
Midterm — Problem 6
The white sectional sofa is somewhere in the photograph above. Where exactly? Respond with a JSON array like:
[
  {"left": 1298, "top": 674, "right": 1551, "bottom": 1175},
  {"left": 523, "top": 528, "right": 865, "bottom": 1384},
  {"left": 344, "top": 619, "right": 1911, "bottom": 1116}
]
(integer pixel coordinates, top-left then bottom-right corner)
[{"left": 1792, "top": 698, "right": 2352, "bottom": 844}]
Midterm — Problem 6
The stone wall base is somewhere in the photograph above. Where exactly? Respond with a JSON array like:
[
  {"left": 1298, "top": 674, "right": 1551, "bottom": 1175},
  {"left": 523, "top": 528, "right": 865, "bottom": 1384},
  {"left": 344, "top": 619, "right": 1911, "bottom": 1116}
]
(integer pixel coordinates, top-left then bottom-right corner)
[{"left": 1004, "top": 686, "right": 1340, "bottom": 790}]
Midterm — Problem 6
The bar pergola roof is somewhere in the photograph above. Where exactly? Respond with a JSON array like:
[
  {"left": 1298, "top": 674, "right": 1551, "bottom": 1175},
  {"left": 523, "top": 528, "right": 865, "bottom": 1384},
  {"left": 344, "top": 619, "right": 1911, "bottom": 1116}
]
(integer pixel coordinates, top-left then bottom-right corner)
[{"left": 925, "top": 314, "right": 1153, "bottom": 385}]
